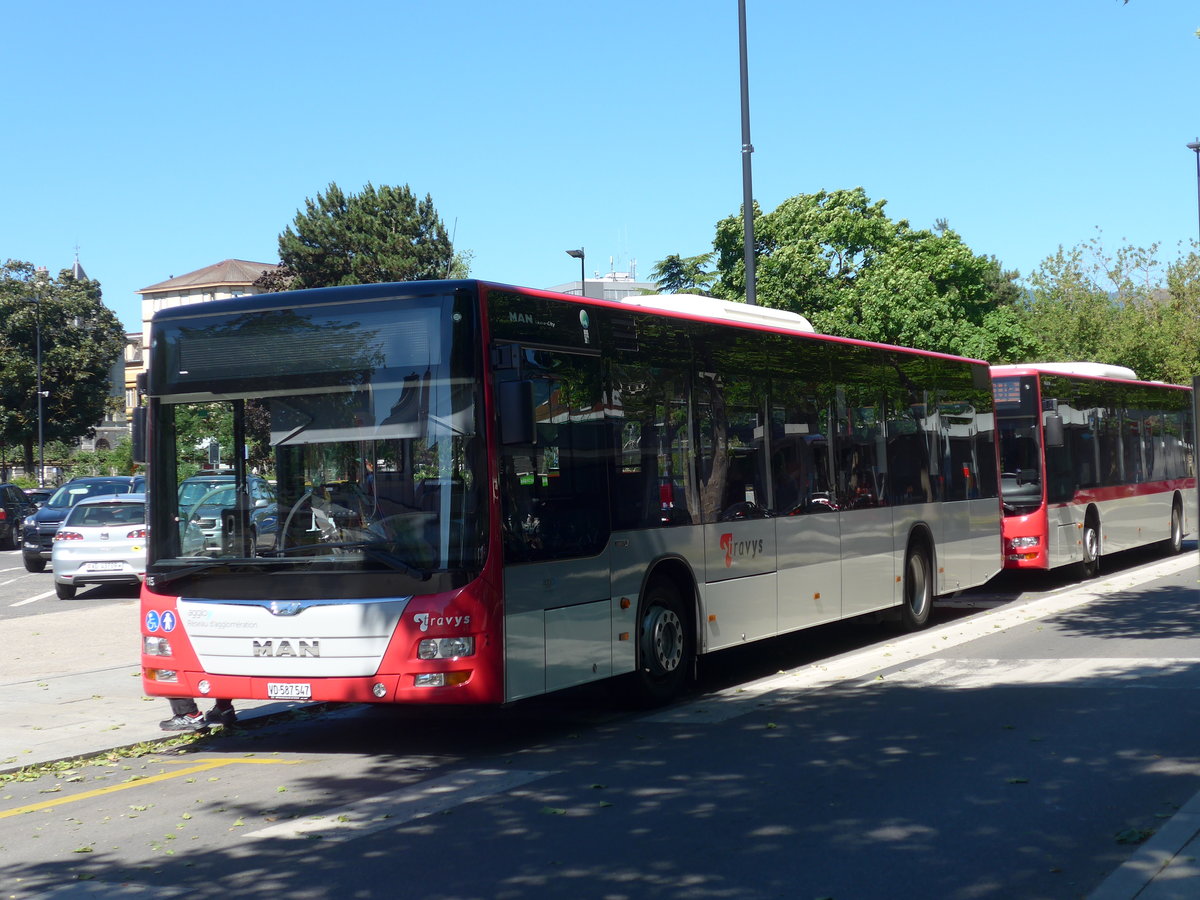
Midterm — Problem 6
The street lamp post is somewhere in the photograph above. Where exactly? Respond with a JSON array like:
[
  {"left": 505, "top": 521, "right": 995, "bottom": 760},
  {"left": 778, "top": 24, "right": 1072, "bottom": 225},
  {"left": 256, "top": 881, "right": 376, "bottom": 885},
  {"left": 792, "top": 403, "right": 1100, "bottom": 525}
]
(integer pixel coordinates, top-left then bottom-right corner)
[
  {"left": 1188, "top": 139, "right": 1200, "bottom": 244},
  {"left": 738, "top": 0, "right": 756, "bottom": 306},
  {"left": 566, "top": 248, "right": 585, "bottom": 298},
  {"left": 28, "top": 295, "right": 44, "bottom": 487}
]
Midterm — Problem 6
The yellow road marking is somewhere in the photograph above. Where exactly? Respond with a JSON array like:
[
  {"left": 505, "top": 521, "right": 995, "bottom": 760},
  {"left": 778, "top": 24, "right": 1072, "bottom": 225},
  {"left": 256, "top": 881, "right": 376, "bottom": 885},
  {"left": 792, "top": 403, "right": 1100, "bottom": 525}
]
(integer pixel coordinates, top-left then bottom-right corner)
[{"left": 0, "top": 757, "right": 300, "bottom": 819}]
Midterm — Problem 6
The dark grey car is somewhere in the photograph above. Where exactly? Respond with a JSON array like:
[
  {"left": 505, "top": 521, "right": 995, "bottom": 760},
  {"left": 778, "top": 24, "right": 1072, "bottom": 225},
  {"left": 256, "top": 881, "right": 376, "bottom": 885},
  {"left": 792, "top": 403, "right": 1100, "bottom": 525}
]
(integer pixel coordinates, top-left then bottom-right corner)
[{"left": 0, "top": 483, "right": 37, "bottom": 550}]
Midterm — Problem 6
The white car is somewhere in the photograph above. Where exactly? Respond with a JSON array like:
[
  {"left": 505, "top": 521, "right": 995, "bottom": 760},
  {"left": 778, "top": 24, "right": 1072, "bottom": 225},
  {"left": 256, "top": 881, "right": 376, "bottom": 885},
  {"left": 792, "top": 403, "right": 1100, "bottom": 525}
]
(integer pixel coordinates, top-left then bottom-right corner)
[{"left": 51, "top": 494, "right": 147, "bottom": 600}]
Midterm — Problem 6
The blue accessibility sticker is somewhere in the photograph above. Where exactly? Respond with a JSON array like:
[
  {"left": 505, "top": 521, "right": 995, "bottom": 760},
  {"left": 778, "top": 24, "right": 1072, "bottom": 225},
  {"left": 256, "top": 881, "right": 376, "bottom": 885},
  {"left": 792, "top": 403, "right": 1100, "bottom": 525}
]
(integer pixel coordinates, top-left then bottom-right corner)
[
  {"left": 145, "top": 610, "right": 160, "bottom": 632},
  {"left": 161, "top": 611, "right": 176, "bottom": 633}
]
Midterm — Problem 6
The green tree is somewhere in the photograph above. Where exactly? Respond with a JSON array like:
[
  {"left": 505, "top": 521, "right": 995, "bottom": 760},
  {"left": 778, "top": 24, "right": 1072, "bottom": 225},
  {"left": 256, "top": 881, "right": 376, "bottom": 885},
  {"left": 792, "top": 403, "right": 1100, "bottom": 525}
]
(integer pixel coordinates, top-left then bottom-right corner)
[
  {"left": 0, "top": 261, "right": 125, "bottom": 474},
  {"left": 649, "top": 253, "right": 716, "bottom": 295},
  {"left": 1021, "top": 234, "right": 1200, "bottom": 383},
  {"left": 277, "top": 182, "right": 468, "bottom": 289},
  {"left": 711, "top": 187, "right": 1035, "bottom": 360}
]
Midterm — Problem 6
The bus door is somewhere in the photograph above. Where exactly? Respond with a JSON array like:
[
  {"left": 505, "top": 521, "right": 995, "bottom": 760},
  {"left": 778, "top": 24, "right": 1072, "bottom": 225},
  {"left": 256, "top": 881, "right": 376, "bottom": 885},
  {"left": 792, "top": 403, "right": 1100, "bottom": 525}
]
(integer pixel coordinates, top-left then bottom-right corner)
[
  {"left": 835, "top": 386, "right": 896, "bottom": 618},
  {"left": 495, "top": 345, "right": 615, "bottom": 700},
  {"left": 771, "top": 391, "right": 842, "bottom": 631},
  {"left": 694, "top": 373, "right": 779, "bottom": 651}
]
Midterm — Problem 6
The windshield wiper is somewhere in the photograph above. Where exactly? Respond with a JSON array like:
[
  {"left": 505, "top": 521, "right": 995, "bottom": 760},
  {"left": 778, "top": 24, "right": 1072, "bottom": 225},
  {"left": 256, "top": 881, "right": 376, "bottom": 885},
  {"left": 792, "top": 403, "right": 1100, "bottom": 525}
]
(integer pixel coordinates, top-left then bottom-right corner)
[{"left": 265, "top": 541, "right": 431, "bottom": 580}]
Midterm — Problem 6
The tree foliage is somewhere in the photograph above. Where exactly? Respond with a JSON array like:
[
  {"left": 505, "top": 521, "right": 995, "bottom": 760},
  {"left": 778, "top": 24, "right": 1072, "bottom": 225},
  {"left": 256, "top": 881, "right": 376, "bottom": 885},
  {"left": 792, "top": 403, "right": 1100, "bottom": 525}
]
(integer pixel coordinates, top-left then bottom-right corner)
[
  {"left": 1023, "top": 233, "right": 1200, "bottom": 384},
  {"left": 708, "top": 187, "right": 1036, "bottom": 361},
  {"left": 277, "top": 182, "right": 467, "bottom": 289},
  {"left": 0, "top": 260, "right": 125, "bottom": 472},
  {"left": 650, "top": 253, "right": 716, "bottom": 295}
]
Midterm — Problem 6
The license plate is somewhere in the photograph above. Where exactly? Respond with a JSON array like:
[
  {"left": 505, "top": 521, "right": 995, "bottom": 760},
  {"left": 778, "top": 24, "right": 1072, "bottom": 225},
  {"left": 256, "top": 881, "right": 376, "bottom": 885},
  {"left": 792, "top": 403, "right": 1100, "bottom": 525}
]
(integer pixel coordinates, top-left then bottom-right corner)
[
  {"left": 267, "top": 682, "right": 312, "bottom": 700},
  {"left": 88, "top": 562, "right": 124, "bottom": 571}
]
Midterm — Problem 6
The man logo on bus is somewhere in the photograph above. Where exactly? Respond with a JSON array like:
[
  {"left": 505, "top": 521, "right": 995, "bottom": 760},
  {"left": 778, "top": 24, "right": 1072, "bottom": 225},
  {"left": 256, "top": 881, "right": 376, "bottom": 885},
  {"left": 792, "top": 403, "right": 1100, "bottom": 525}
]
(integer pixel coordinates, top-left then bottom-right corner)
[{"left": 720, "top": 533, "right": 764, "bottom": 568}]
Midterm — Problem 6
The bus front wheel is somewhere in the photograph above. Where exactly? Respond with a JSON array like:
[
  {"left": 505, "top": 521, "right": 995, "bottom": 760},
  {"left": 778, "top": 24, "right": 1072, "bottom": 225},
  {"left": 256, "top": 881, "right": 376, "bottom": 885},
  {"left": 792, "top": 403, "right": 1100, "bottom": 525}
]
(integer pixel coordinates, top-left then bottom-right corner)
[{"left": 633, "top": 580, "right": 693, "bottom": 706}]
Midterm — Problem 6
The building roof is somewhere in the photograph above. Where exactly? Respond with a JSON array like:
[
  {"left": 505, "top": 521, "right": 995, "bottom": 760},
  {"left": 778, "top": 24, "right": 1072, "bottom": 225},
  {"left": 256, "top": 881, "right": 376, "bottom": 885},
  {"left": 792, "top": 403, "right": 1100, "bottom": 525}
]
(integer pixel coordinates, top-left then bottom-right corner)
[{"left": 138, "top": 259, "right": 278, "bottom": 294}]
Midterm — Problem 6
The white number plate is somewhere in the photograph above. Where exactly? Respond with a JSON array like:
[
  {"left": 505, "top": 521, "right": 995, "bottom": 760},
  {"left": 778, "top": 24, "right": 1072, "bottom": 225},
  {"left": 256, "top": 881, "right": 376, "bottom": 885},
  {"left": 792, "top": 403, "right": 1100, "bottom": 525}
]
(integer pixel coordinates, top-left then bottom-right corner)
[
  {"left": 267, "top": 683, "right": 312, "bottom": 700},
  {"left": 88, "top": 562, "right": 124, "bottom": 571}
]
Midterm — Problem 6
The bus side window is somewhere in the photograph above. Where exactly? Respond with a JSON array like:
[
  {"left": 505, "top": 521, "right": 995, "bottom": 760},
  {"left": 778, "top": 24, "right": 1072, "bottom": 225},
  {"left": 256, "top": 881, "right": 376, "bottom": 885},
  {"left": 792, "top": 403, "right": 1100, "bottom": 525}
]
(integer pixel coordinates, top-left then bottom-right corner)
[{"left": 497, "top": 353, "right": 611, "bottom": 562}]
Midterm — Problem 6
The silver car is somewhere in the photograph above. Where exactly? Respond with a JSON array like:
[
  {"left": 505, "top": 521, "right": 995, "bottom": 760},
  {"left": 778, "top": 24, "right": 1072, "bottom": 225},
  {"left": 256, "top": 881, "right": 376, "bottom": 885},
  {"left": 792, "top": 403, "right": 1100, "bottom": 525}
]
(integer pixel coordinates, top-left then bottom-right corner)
[{"left": 51, "top": 494, "right": 147, "bottom": 600}]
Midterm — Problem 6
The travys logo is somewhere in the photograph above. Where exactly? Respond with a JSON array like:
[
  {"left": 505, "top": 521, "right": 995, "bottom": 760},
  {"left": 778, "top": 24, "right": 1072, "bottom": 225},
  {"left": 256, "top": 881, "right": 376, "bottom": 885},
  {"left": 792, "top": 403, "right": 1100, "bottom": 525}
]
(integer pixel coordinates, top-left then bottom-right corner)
[
  {"left": 720, "top": 533, "right": 765, "bottom": 568},
  {"left": 413, "top": 612, "right": 472, "bottom": 632}
]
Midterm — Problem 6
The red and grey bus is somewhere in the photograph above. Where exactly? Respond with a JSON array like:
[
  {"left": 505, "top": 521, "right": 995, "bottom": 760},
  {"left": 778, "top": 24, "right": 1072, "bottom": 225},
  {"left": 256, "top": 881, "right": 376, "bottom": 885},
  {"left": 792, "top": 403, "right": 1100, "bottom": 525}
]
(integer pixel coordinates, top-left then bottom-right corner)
[
  {"left": 992, "top": 362, "right": 1195, "bottom": 576},
  {"left": 140, "top": 280, "right": 1002, "bottom": 707}
]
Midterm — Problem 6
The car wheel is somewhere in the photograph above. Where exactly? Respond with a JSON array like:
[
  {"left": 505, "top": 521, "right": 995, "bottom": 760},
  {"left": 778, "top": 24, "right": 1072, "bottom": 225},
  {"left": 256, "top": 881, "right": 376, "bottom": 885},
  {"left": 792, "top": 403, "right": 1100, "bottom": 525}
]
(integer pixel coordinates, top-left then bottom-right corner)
[
  {"left": 23, "top": 554, "right": 46, "bottom": 573},
  {"left": 55, "top": 581, "right": 77, "bottom": 600}
]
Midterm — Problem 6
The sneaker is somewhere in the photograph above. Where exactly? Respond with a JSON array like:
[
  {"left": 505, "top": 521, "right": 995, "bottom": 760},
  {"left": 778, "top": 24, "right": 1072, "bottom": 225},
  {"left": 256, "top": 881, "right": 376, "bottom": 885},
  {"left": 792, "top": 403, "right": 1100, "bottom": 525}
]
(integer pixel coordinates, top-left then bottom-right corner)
[
  {"left": 204, "top": 705, "right": 237, "bottom": 727},
  {"left": 159, "top": 712, "right": 208, "bottom": 732}
]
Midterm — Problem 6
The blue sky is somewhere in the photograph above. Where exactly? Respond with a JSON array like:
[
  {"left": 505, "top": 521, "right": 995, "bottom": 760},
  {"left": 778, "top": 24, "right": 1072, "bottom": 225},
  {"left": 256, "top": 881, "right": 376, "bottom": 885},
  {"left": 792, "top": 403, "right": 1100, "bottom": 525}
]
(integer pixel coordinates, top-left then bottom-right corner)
[{"left": 4, "top": 1, "right": 1198, "bottom": 331}]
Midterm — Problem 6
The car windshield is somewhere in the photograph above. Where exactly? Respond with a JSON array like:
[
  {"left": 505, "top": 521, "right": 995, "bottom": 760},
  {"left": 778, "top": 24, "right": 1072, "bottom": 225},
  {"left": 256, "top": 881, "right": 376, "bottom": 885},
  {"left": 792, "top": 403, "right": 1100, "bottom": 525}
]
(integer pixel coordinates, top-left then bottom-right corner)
[
  {"left": 65, "top": 502, "right": 146, "bottom": 528},
  {"left": 47, "top": 482, "right": 133, "bottom": 509},
  {"left": 178, "top": 478, "right": 234, "bottom": 508}
]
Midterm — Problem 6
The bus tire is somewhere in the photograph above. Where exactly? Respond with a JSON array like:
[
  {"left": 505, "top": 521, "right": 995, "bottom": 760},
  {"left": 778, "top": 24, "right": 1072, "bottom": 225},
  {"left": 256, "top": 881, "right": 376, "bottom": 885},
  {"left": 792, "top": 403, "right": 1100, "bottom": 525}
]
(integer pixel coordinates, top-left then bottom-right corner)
[
  {"left": 898, "top": 540, "right": 932, "bottom": 631},
  {"left": 1079, "top": 513, "right": 1101, "bottom": 580},
  {"left": 632, "top": 579, "right": 693, "bottom": 706},
  {"left": 1166, "top": 502, "right": 1184, "bottom": 555}
]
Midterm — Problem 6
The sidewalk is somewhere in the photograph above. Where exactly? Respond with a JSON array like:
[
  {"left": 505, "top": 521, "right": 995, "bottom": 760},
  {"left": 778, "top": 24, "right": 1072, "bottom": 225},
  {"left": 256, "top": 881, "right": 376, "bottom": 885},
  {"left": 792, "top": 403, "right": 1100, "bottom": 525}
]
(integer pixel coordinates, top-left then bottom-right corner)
[
  {"left": 3, "top": 576, "right": 1200, "bottom": 898},
  {"left": 0, "top": 600, "right": 300, "bottom": 773}
]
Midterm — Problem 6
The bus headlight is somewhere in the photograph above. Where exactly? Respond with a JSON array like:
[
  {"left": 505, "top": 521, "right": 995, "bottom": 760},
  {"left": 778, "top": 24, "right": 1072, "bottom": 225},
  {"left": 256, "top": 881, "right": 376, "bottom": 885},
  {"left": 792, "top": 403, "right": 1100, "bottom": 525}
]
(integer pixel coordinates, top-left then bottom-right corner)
[
  {"left": 144, "top": 636, "right": 172, "bottom": 656},
  {"left": 418, "top": 637, "right": 475, "bottom": 660}
]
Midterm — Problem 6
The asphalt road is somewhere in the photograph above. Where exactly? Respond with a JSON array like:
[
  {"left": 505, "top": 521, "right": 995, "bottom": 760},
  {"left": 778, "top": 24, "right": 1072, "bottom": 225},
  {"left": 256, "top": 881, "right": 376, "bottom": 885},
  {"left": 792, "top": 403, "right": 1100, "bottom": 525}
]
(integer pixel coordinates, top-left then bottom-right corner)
[
  {"left": 1, "top": 544, "right": 1197, "bottom": 900},
  {"left": 0, "top": 545, "right": 137, "bottom": 622}
]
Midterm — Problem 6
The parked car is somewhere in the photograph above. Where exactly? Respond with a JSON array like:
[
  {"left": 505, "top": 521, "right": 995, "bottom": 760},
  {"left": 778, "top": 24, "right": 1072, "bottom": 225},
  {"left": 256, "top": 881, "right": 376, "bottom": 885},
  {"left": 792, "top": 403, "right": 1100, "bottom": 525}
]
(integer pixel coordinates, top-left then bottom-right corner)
[
  {"left": 178, "top": 473, "right": 276, "bottom": 556},
  {"left": 51, "top": 494, "right": 147, "bottom": 599},
  {"left": 0, "top": 483, "right": 38, "bottom": 550},
  {"left": 22, "top": 476, "right": 144, "bottom": 572}
]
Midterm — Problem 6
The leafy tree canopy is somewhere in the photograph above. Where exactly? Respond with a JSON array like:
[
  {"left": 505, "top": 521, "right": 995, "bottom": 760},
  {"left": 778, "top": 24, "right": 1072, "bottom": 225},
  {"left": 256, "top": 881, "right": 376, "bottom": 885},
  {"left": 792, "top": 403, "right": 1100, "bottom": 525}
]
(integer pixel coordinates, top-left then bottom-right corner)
[
  {"left": 0, "top": 260, "right": 125, "bottom": 472},
  {"left": 650, "top": 253, "right": 716, "bottom": 295},
  {"left": 1023, "top": 233, "right": 1200, "bottom": 384},
  {"left": 277, "top": 181, "right": 469, "bottom": 289},
  {"left": 707, "top": 187, "right": 1036, "bottom": 361}
]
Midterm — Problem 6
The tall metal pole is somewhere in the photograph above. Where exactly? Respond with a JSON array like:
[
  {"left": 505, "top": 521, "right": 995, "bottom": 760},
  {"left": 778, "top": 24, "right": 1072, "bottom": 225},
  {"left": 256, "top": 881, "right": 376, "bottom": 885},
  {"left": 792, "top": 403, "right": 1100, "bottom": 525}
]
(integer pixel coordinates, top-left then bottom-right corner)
[
  {"left": 738, "top": 0, "right": 756, "bottom": 305},
  {"left": 34, "top": 296, "right": 43, "bottom": 488},
  {"left": 1188, "top": 140, "right": 1200, "bottom": 243}
]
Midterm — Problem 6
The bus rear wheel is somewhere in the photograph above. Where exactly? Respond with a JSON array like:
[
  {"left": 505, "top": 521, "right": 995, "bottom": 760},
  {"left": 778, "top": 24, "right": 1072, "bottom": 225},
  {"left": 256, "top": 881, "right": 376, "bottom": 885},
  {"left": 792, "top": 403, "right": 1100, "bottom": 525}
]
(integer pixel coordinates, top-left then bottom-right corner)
[
  {"left": 632, "top": 580, "right": 693, "bottom": 706},
  {"left": 1079, "top": 517, "right": 1101, "bottom": 579},
  {"left": 898, "top": 542, "right": 932, "bottom": 631},
  {"left": 1166, "top": 503, "right": 1184, "bottom": 555}
]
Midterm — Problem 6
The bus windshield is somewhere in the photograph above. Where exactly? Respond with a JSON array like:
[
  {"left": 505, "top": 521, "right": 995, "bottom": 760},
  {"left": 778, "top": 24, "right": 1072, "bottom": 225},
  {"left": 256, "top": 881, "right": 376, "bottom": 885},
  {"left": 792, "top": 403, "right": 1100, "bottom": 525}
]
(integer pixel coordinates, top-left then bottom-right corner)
[
  {"left": 994, "top": 375, "right": 1043, "bottom": 514},
  {"left": 145, "top": 290, "right": 486, "bottom": 598}
]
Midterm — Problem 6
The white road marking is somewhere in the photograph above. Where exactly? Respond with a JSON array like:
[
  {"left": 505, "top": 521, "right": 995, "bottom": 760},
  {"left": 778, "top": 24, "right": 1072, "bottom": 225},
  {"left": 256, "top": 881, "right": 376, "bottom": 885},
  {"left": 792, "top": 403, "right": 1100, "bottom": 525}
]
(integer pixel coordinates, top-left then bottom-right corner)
[
  {"left": 10, "top": 589, "right": 56, "bottom": 607},
  {"left": 244, "top": 767, "right": 549, "bottom": 843}
]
